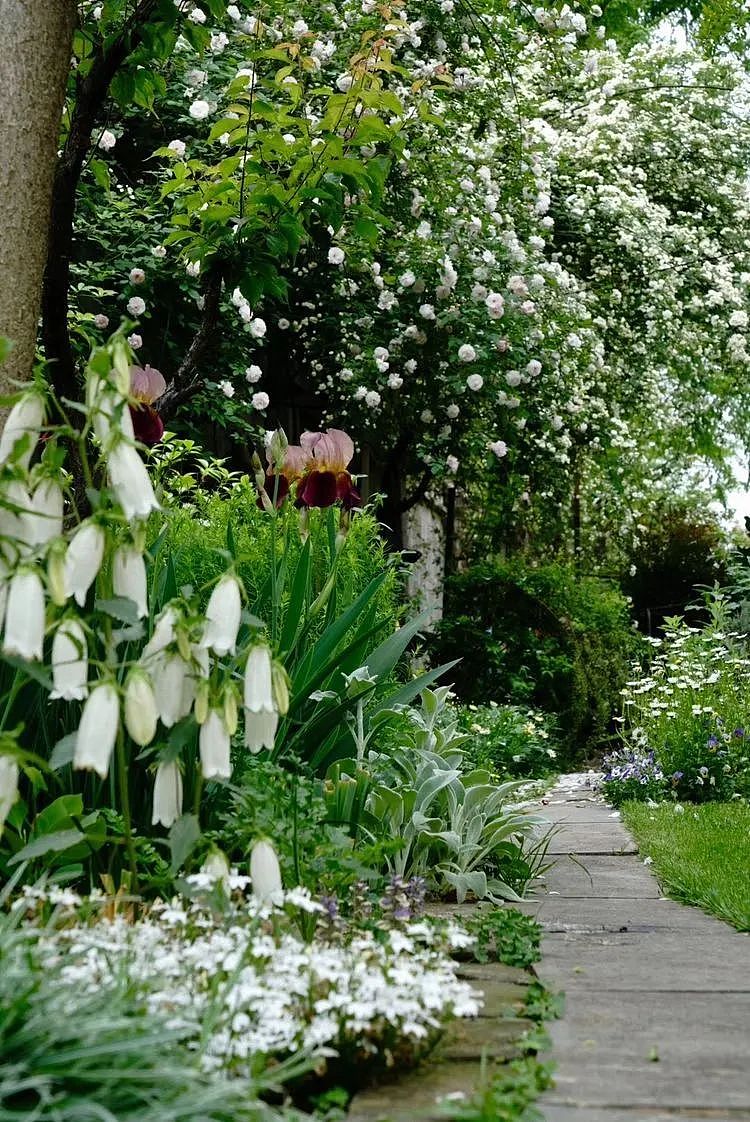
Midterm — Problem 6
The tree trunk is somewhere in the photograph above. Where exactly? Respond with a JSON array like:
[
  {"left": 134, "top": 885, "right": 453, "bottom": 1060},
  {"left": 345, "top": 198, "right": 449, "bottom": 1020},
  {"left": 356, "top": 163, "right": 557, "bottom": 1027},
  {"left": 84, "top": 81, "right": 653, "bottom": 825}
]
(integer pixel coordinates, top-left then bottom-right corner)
[{"left": 0, "top": 0, "right": 76, "bottom": 401}]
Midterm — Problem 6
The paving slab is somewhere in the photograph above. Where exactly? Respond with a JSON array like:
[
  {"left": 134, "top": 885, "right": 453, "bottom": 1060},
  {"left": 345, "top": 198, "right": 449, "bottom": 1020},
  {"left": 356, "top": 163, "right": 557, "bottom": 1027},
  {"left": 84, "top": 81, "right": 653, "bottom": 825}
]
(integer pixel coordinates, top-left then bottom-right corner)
[
  {"left": 531, "top": 853, "right": 661, "bottom": 898},
  {"left": 513, "top": 895, "right": 725, "bottom": 934},
  {"left": 546, "top": 820, "right": 638, "bottom": 854},
  {"left": 537, "top": 928, "right": 750, "bottom": 991},
  {"left": 544, "top": 1109, "right": 750, "bottom": 1121},
  {"left": 532, "top": 774, "right": 750, "bottom": 1118},
  {"left": 347, "top": 1062, "right": 484, "bottom": 1122}
]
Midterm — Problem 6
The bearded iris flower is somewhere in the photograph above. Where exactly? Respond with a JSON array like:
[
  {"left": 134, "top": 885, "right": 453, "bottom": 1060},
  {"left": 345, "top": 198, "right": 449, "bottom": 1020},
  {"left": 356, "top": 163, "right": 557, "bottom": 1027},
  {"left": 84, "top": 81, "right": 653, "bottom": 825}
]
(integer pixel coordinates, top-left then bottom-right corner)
[
  {"left": 129, "top": 365, "right": 166, "bottom": 446},
  {"left": 260, "top": 428, "right": 361, "bottom": 511}
]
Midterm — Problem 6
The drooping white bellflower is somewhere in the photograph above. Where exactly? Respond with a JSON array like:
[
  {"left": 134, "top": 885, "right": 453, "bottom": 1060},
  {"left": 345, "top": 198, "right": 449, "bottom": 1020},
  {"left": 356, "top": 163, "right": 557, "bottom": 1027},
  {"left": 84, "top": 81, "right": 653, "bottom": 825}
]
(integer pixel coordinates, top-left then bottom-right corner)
[
  {"left": 0, "top": 391, "right": 44, "bottom": 470},
  {"left": 200, "top": 574, "right": 241, "bottom": 655},
  {"left": 243, "top": 644, "right": 278, "bottom": 752},
  {"left": 199, "top": 709, "right": 231, "bottom": 779},
  {"left": 73, "top": 682, "right": 119, "bottom": 778},
  {"left": 0, "top": 755, "right": 19, "bottom": 834},
  {"left": 250, "top": 838, "right": 283, "bottom": 904},
  {"left": 3, "top": 569, "right": 45, "bottom": 661},
  {"left": 152, "top": 760, "right": 183, "bottom": 827},
  {"left": 107, "top": 441, "right": 159, "bottom": 521},
  {"left": 50, "top": 618, "right": 89, "bottom": 701},
  {"left": 64, "top": 521, "right": 105, "bottom": 607},
  {"left": 112, "top": 545, "right": 148, "bottom": 618}
]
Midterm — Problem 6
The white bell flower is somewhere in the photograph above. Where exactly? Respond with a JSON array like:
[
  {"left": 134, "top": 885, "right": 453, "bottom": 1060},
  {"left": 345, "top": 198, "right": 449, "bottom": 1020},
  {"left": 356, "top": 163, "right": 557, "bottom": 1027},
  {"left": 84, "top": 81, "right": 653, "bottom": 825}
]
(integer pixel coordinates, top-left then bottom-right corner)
[
  {"left": 243, "top": 644, "right": 277, "bottom": 751},
  {"left": 23, "top": 478, "right": 64, "bottom": 546},
  {"left": 244, "top": 708, "right": 278, "bottom": 753},
  {"left": 113, "top": 545, "right": 148, "bottom": 617},
  {"left": 152, "top": 760, "right": 183, "bottom": 827},
  {"left": 0, "top": 391, "right": 44, "bottom": 469},
  {"left": 152, "top": 653, "right": 190, "bottom": 727},
  {"left": 64, "top": 522, "right": 105, "bottom": 607},
  {"left": 107, "top": 441, "right": 159, "bottom": 521},
  {"left": 87, "top": 376, "right": 135, "bottom": 445},
  {"left": 244, "top": 644, "right": 274, "bottom": 711},
  {"left": 199, "top": 709, "right": 231, "bottom": 779},
  {"left": 201, "top": 847, "right": 231, "bottom": 887},
  {"left": 250, "top": 838, "right": 283, "bottom": 904},
  {"left": 73, "top": 682, "right": 119, "bottom": 778},
  {"left": 141, "top": 605, "right": 178, "bottom": 663},
  {"left": 200, "top": 574, "right": 242, "bottom": 655},
  {"left": 124, "top": 670, "right": 158, "bottom": 746},
  {"left": 3, "top": 569, "right": 45, "bottom": 660},
  {"left": 0, "top": 755, "right": 19, "bottom": 833},
  {"left": 50, "top": 619, "right": 88, "bottom": 700},
  {"left": 0, "top": 479, "right": 34, "bottom": 558}
]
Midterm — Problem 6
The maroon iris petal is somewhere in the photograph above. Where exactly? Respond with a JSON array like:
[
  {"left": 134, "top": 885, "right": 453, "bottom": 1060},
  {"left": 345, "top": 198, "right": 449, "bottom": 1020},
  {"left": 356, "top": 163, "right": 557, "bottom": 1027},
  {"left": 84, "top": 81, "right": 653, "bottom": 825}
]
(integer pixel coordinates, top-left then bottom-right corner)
[
  {"left": 336, "top": 473, "right": 362, "bottom": 510},
  {"left": 298, "top": 470, "right": 338, "bottom": 508},
  {"left": 130, "top": 404, "right": 164, "bottom": 446},
  {"left": 256, "top": 472, "right": 290, "bottom": 510}
]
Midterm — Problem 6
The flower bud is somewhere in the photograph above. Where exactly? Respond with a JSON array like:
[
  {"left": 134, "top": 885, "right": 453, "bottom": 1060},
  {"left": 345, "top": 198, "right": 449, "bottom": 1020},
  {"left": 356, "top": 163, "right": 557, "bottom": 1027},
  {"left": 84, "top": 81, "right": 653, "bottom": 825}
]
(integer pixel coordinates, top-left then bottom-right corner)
[
  {"left": 0, "top": 754, "right": 19, "bottom": 834},
  {"left": 223, "top": 686, "right": 238, "bottom": 735},
  {"left": 47, "top": 541, "right": 68, "bottom": 607},
  {"left": 152, "top": 760, "right": 183, "bottom": 828},
  {"left": 124, "top": 670, "right": 158, "bottom": 746},
  {"left": 271, "top": 661, "right": 290, "bottom": 716},
  {"left": 4, "top": 569, "right": 45, "bottom": 661},
  {"left": 74, "top": 682, "right": 119, "bottom": 778},
  {"left": 50, "top": 619, "right": 88, "bottom": 700},
  {"left": 199, "top": 709, "right": 231, "bottom": 780},
  {"left": 194, "top": 678, "right": 210, "bottom": 726},
  {"left": 249, "top": 838, "right": 283, "bottom": 904}
]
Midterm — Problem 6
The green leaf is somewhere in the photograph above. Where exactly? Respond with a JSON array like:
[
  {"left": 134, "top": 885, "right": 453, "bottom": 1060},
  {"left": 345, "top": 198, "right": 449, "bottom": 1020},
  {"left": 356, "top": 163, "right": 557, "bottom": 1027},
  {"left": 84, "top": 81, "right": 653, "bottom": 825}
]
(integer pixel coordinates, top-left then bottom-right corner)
[
  {"left": 95, "top": 597, "right": 141, "bottom": 625},
  {"left": 169, "top": 813, "right": 201, "bottom": 874},
  {"left": 9, "top": 828, "right": 84, "bottom": 866},
  {"left": 89, "top": 158, "right": 111, "bottom": 192},
  {"left": 280, "top": 538, "right": 312, "bottom": 654},
  {"left": 49, "top": 733, "right": 78, "bottom": 771}
]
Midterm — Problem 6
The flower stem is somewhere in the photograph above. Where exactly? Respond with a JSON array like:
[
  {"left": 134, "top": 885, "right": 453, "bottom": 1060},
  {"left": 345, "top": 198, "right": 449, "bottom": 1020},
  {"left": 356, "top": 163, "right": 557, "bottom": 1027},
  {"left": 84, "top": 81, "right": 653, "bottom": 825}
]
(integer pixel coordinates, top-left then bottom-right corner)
[{"left": 116, "top": 725, "right": 139, "bottom": 894}]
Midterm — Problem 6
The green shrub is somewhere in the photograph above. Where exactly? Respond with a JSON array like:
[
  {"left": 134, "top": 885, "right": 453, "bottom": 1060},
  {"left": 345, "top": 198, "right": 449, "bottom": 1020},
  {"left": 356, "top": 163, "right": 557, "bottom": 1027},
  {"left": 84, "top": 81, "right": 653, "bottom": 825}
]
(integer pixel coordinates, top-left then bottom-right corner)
[
  {"left": 456, "top": 703, "right": 560, "bottom": 778},
  {"left": 622, "top": 499, "right": 726, "bottom": 634},
  {"left": 431, "top": 561, "right": 641, "bottom": 756}
]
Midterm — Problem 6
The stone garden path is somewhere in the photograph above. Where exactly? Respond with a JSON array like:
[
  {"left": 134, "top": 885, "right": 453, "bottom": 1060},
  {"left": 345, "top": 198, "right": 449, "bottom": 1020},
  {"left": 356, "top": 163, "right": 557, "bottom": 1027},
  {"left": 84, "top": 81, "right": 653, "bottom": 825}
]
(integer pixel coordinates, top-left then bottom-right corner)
[{"left": 518, "top": 774, "right": 750, "bottom": 1121}]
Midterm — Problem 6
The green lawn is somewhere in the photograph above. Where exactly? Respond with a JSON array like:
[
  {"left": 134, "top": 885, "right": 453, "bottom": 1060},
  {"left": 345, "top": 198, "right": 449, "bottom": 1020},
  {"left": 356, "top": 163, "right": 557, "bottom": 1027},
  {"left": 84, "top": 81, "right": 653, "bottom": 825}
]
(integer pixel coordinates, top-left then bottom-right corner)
[{"left": 622, "top": 802, "right": 750, "bottom": 932}]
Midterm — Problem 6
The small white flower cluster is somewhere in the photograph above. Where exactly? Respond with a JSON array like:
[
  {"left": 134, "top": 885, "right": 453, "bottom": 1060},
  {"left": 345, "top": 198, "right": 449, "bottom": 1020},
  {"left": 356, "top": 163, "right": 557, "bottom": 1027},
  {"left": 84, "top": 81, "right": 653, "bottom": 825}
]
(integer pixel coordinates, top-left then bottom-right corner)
[{"left": 37, "top": 890, "right": 481, "bottom": 1074}]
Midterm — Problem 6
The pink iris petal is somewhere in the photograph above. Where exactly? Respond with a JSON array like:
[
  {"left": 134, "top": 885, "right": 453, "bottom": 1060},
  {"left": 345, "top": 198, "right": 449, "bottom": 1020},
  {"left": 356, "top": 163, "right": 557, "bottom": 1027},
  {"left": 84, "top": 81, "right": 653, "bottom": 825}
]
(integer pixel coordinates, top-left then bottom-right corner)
[
  {"left": 282, "top": 444, "right": 310, "bottom": 481},
  {"left": 130, "top": 364, "right": 167, "bottom": 404},
  {"left": 311, "top": 429, "right": 354, "bottom": 473}
]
